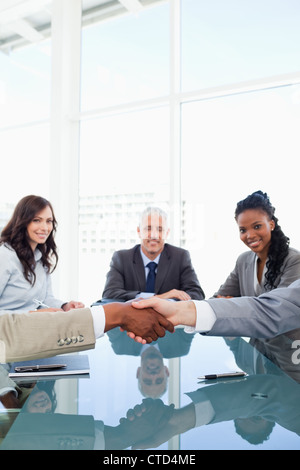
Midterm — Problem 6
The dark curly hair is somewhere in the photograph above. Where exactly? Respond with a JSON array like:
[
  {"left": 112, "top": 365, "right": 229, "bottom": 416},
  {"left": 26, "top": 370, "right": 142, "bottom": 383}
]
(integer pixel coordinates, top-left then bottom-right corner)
[
  {"left": 0, "top": 195, "right": 58, "bottom": 285},
  {"left": 234, "top": 190, "right": 290, "bottom": 290}
]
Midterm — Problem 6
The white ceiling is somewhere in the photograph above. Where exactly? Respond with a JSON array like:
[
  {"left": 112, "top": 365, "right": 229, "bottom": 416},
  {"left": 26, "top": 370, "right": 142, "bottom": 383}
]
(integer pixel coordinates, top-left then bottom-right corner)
[{"left": 0, "top": 0, "right": 161, "bottom": 52}]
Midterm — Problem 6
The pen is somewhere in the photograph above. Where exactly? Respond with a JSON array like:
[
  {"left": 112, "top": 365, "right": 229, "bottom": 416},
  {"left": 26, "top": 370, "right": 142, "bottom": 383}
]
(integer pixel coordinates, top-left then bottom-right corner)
[
  {"left": 15, "top": 364, "right": 67, "bottom": 372},
  {"left": 33, "top": 298, "right": 50, "bottom": 309},
  {"left": 198, "top": 371, "right": 246, "bottom": 380}
]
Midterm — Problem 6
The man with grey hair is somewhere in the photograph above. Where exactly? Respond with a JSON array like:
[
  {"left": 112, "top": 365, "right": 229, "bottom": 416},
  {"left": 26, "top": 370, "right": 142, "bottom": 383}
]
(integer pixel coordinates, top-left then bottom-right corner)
[{"left": 102, "top": 206, "right": 204, "bottom": 301}]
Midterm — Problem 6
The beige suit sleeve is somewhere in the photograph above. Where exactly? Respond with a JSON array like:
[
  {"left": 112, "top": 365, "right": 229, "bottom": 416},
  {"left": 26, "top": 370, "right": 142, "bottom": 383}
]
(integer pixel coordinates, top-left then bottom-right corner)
[{"left": 0, "top": 308, "right": 96, "bottom": 363}]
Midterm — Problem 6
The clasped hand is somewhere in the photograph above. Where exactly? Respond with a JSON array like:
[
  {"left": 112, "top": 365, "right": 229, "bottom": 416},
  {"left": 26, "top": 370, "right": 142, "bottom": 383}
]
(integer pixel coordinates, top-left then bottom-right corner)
[{"left": 124, "top": 297, "right": 196, "bottom": 344}]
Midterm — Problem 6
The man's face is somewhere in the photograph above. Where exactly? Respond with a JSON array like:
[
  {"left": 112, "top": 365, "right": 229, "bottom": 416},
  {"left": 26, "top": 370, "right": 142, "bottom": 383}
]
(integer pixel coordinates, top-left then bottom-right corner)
[
  {"left": 137, "top": 212, "right": 169, "bottom": 260},
  {"left": 137, "top": 346, "right": 169, "bottom": 398}
]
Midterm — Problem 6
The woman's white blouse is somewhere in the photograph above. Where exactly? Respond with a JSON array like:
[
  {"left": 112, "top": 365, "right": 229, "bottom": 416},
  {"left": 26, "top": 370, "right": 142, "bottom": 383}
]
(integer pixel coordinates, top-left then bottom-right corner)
[{"left": 0, "top": 244, "right": 64, "bottom": 314}]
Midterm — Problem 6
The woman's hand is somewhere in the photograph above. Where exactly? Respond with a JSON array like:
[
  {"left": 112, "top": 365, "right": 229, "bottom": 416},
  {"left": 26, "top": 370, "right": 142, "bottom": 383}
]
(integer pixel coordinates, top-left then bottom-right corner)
[{"left": 62, "top": 301, "right": 85, "bottom": 311}]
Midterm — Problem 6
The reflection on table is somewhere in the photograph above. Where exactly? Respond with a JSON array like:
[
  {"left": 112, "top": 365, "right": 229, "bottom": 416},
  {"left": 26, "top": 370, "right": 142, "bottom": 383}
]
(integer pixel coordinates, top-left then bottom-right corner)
[{"left": 1, "top": 324, "right": 300, "bottom": 450}]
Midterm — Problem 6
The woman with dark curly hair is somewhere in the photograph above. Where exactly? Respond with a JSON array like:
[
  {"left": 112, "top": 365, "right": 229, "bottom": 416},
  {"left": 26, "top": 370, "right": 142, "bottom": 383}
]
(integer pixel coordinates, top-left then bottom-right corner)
[
  {"left": 214, "top": 190, "right": 300, "bottom": 298},
  {"left": 0, "top": 195, "right": 84, "bottom": 314}
]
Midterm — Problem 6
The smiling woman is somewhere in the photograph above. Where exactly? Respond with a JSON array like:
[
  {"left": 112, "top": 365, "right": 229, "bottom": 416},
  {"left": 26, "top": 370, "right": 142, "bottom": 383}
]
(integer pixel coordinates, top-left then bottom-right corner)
[
  {"left": 0, "top": 195, "right": 84, "bottom": 314},
  {"left": 213, "top": 190, "right": 300, "bottom": 298},
  {"left": 26, "top": 206, "right": 54, "bottom": 252}
]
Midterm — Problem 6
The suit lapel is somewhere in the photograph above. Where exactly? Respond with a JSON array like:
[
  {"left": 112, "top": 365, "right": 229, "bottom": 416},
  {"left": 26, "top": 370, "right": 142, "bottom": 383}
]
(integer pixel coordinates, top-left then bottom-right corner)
[
  {"left": 155, "top": 245, "right": 171, "bottom": 293},
  {"left": 133, "top": 245, "right": 147, "bottom": 291},
  {"left": 244, "top": 252, "right": 257, "bottom": 296}
]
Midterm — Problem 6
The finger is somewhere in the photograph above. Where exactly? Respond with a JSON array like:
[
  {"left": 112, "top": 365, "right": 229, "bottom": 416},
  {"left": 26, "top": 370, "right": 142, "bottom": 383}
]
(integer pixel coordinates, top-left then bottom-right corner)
[
  {"left": 155, "top": 313, "right": 174, "bottom": 333},
  {"left": 132, "top": 404, "right": 144, "bottom": 417},
  {"left": 126, "top": 331, "right": 147, "bottom": 344},
  {"left": 133, "top": 336, "right": 146, "bottom": 344},
  {"left": 182, "top": 293, "right": 191, "bottom": 300},
  {"left": 126, "top": 409, "right": 135, "bottom": 421},
  {"left": 132, "top": 298, "right": 156, "bottom": 309},
  {"left": 153, "top": 323, "right": 167, "bottom": 339},
  {"left": 144, "top": 336, "right": 154, "bottom": 344}
]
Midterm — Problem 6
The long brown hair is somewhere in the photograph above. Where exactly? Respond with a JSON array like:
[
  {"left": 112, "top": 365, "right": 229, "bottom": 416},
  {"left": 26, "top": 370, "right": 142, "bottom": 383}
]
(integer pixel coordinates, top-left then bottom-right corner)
[{"left": 0, "top": 195, "right": 59, "bottom": 285}]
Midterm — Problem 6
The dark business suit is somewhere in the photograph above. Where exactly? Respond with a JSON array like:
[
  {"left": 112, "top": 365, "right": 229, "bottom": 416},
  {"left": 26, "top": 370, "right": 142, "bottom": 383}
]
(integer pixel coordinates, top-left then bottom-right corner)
[{"left": 102, "top": 243, "right": 204, "bottom": 301}]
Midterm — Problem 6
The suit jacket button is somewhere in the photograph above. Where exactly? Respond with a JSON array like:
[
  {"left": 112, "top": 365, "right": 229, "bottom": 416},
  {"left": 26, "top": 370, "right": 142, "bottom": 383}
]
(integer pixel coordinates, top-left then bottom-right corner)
[
  {"left": 77, "top": 335, "right": 84, "bottom": 342},
  {"left": 57, "top": 339, "right": 65, "bottom": 347},
  {"left": 64, "top": 337, "right": 72, "bottom": 345},
  {"left": 71, "top": 336, "right": 78, "bottom": 344}
]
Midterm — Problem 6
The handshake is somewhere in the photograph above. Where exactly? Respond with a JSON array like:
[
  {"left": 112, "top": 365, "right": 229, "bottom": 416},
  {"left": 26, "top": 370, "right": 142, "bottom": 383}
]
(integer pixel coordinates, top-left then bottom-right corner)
[{"left": 103, "top": 297, "right": 197, "bottom": 343}]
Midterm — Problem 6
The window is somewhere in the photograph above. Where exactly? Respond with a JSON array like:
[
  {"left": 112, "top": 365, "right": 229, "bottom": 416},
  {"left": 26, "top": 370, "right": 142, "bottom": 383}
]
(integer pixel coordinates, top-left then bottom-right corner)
[
  {"left": 181, "top": 84, "right": 300, "bottom": 296},
  {"left": 78, "top": 106, "right": 170, "bottom": 303},
  {"left": 0, "top": 36, "right": 51, "bottom": 209},
  {"left": 181, "top": 0, "right": 300, "bottom": 91},
  {"left": 80, "top": 2, "right": 169, "bottom": 110}
]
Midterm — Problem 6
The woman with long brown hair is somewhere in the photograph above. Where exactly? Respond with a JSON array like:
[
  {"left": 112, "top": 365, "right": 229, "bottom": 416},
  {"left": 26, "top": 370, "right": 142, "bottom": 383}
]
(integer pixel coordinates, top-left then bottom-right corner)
[{"left": 0, "top": 195, "right": 84, "bottom": 313}]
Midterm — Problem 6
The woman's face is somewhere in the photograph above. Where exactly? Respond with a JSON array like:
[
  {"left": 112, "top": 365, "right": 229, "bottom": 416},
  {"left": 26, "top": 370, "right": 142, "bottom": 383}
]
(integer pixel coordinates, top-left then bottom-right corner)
[
  {"left": 27, "top": 205, "right": 54, "bottom": 251},
  {"left": 236, "top": 208, "right": 275, "bottom": 258}
]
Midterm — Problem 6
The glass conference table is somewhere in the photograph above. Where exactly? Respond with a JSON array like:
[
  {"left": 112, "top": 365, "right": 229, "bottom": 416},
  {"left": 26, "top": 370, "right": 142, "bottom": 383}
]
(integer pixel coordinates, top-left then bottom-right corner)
[{"left": 1, "top": 317, "right": 300, "bottom": 452}]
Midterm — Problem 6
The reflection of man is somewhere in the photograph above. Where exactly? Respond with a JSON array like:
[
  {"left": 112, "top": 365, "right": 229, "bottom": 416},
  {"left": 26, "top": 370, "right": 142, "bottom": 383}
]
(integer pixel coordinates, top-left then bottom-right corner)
[
  {"left": 107, "top": 327, "right": 194, "bottom": 398},
  {"left": 102, "top": 207, "right": 204, "bottom": 301},
  {"left": 137, "top": 345, "right": 169, "bottom": 398},
  {"left": 120, "top": 343, "right": 300, "bottom": 450}
]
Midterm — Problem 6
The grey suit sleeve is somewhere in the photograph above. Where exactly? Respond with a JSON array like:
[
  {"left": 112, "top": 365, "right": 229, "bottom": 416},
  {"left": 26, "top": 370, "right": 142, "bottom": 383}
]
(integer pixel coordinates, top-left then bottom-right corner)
[
  {"left": 206, "top": 280, "right": 300, "bottom": 339},
  {"left": 102, "top": 251, "right": 140, "bottom": 301}
]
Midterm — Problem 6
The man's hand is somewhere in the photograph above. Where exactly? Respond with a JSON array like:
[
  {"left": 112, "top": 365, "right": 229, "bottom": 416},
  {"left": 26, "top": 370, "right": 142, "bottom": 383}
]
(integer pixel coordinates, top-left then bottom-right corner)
[
  {"left": 103, "top": 302, "right": 174, "bottom": 343},
  {"left": 132, "top": 297, "right": 196, "bottom": 328},
  {"left": 155, "top": 289, "right": 191, "bottom": 301},
  {"left": 117, "top": 399, "right": 175, "bottom": 449}
]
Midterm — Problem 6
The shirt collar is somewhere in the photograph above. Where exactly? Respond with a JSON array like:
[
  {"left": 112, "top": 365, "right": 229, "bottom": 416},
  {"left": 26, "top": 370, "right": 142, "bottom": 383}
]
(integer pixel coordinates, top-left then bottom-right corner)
[
  {"left": 34, "top": 248, "right": 42, "bottom": 261},
  {"left": 140, "top": 246, "right": 161, "bottom": 266}
]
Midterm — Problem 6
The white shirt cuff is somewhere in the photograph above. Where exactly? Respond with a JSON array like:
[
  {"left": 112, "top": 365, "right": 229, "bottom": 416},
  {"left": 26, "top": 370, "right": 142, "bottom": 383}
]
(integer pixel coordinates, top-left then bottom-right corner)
[
  {"left": 90, "top": 305, "right": 106, "bottom": 339},
  {"left": 184, "top": 300, "right": 216, "bottom": 334}
]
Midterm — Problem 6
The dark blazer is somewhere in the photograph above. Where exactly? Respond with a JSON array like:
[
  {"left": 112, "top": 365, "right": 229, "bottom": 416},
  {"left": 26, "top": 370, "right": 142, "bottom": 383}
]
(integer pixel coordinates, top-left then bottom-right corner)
[{"left": 102, "top": 243, "right": 204, "bottom": 301}]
